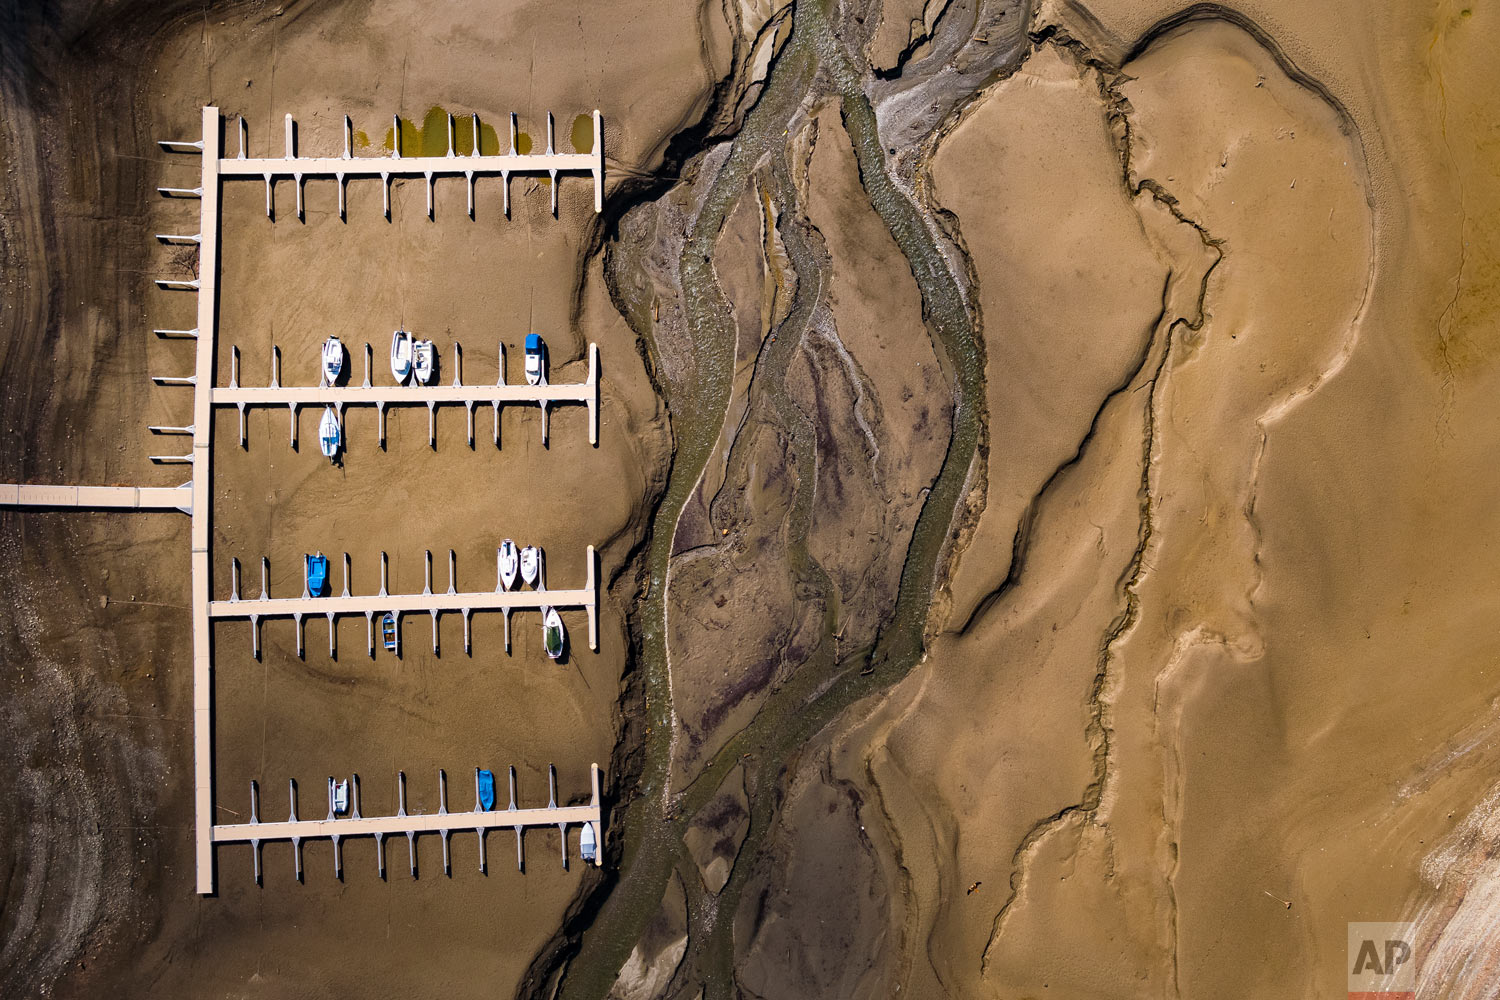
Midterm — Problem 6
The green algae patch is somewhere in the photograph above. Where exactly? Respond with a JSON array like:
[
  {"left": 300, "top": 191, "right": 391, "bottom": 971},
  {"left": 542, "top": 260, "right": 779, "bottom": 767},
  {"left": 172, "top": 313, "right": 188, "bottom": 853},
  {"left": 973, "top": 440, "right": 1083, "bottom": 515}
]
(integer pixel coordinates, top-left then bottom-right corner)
[
  {"left": 381, "top": 105, "right": 501, "bottom": 156},
  {"left": 571, "top": 113, "right": 594, "bottom": 154}
]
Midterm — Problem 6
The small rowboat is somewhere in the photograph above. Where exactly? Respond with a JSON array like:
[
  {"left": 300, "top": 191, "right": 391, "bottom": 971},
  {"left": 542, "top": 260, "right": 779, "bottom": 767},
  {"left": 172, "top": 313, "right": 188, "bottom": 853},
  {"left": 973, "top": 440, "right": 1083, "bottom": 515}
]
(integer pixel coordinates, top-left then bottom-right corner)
[
  {"left": 318, "top": 406, "right": 341, "bottom": 460},
  {"left": 413, "top": 339, "right": 436, "bottom": 385},
  {"left": 524, "top": 333, "right": 547, "bottom": 386},
  {"left": 477, "top": 769, "right": 496, "bottom": 811},
  {"left": 543, "top": 606, "right": 565, "bottom": 660},
  {"left": 390, "top": 329, "right": 413, "bottom": 383},
  {"left": 520, "top": 545, "right": 541, "bottom": 589},
  {"left": 321, "top": 335, "right": 343, "bottom": 385}
]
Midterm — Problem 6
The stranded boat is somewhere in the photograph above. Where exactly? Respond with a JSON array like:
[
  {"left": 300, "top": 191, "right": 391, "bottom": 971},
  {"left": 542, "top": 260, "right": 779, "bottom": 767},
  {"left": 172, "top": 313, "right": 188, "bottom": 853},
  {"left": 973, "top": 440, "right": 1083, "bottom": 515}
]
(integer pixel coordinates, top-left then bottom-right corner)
[
  {"left": 519, "top": 545, "right": 541, "bottom": 589},
  {"left": 412, "top": 339, "right": 436, "bottom": 385},
  {"left": 497, "top": 540, "right": 519, "bottom": 591},
  {"left": 580, "top": 821, "right": 597, "bottom": 862},
  {"left": 305, "top": 552, "right": 329, "bottom": 597},
  {"left": 524, "top": 333, "right": 547, "bottom": 386},
  {"left": 543, "top": 606, "right": 565, "bottom": 660},
  {"left": 318, "top": 406, "right": 341, "bottom": 460},
  {"left": 390, "top": 329, "right": 414, "bottom": 383},
  {"left": 382, "top": 612, "right": 398, "bottom": 652},
  {"left": 331, "top": 778, "right": 350, "bottom": 815},
  {"left": 321, "top": 335, "right": 343, "bottom": 385},
  {"left": 477, "top": 768, "right": 496, "bottom": 811}
]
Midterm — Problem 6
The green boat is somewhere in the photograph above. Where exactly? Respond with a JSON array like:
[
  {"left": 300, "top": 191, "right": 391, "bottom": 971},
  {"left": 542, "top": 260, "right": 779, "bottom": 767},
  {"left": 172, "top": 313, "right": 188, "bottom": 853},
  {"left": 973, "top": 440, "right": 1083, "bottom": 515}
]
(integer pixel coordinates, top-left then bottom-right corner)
[{"left": 543, "top": 607, "right": 565, "bottom": 660}]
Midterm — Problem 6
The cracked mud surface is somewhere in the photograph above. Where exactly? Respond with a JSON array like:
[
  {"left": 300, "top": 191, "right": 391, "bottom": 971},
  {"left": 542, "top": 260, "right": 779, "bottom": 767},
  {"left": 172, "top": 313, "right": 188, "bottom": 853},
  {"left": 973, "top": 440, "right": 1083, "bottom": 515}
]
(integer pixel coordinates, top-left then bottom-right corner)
[{"left": 4, "top": 0, "right": 1500, "bottom": 997}]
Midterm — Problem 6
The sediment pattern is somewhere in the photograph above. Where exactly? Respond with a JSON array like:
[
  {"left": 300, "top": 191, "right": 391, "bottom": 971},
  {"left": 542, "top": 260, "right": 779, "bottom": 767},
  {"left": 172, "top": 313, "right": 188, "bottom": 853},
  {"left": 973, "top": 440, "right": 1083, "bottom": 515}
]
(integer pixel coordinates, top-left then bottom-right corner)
[{"left": 5, "top": 0, "right": 1500, "bottom": 997}]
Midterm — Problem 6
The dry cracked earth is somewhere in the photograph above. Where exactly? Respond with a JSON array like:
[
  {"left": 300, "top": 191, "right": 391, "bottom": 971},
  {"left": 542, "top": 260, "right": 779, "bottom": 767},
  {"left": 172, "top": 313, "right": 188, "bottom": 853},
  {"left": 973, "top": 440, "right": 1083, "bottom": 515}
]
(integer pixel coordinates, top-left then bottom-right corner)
[{"left": 3, "top": 0, "right": 1500, "bottom": 998}]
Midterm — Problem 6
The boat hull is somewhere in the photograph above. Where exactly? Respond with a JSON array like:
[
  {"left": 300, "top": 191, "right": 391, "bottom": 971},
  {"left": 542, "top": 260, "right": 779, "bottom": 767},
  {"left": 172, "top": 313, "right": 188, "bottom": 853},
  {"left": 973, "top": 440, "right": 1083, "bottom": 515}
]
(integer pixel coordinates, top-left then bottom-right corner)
[
  {"left": 524, "top": 334, "right": 547, "bottom": 386},
  {"left": 580, "top": 822, "right": 597, "bottom": 861},
  {"left": 305, "top": 552, "right": 329, "bottom": 596},
  {"left": 520, "top": 546, "right": 540, "bottom": 588},
  {"left": 543, "top": 606, "right": 565, "bottom": 660},
  {"left": 413, "top": 340, "right": 436, "bottom": 385},
  {"left": 322, "top": 336, "right": 343, "bottom": 385},
  {"left": 390, "top": 330, "right": 413, "bottom": 383},
  {"left": 318, "top": 406, "right": 341, "bottom": 459},
  {"left": 498, "top": 541, "right": 519, "bottom": 591}
]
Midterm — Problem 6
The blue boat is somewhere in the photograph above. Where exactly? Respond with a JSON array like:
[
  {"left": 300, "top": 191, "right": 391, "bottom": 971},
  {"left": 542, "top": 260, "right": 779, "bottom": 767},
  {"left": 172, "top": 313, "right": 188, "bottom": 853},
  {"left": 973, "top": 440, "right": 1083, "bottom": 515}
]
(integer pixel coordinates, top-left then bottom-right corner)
[
  {"left": 524, "top": 333, "right": 547, "bottom": 386},
  {"left": 382, "top": 612, "right": 398, "bottom": 652},
  {"left": 477, "top": 769, "right": 496, "bottom": 811},
  {"left": 305, "top": 552, "right": 329, "bottom": 596}
]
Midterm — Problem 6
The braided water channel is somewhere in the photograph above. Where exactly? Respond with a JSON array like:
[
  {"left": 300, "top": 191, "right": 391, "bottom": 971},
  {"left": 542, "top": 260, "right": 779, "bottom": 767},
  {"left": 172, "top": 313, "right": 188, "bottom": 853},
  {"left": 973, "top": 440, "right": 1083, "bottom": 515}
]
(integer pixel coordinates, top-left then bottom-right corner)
[{"left": 554, "top": 1, "right": 988, "bottom": 995}]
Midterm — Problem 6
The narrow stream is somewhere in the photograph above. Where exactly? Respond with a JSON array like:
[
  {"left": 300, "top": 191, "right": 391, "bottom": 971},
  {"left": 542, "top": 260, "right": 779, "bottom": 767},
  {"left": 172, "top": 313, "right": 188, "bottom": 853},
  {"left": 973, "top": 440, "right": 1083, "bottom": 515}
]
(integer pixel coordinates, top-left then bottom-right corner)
[{"left": 554, "top": 0, "right": 987, "bottom": 994}]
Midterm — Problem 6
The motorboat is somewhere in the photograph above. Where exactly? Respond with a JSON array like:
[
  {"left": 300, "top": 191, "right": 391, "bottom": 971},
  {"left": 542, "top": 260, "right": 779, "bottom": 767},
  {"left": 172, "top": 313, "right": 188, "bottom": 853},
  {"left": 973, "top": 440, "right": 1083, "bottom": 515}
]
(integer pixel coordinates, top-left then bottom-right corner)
[
  {"left": 305, "top": 552, "right": 329, "bottom": 597},
  {"left": 524, "top": 333, "right": 547, "bottom": 386},
  {"left": 382, "top": 611, "right": 398, "bottom": 653},
  {"left": 413, "top": 339, "right": 436, "bottom": 385},
  {"left": 331, "top": 778, "right": 350, "bottom": 815},
  {"left": 579, "top": 821, "right": 597, "bottom": 862},
  {"left": 318, "top": 406, "right": 341, "bottom": 460},
  {"left": 321, "top": 335, "right": 343, "bottom": 385},
  {"left": 390, "top": 329, "right": 414, "bottom": 383},
  {"left": 477, "top": 768, "right": 496, "bottom": 811},
  {"left": 520, "top": 545, "right": 541, "bottom": 589},
  {"left": 543, "top": 606, "right": 565, "bottom": 660},
  {"left": 498, "top": 540, "right": 519, "bottom": 591}
]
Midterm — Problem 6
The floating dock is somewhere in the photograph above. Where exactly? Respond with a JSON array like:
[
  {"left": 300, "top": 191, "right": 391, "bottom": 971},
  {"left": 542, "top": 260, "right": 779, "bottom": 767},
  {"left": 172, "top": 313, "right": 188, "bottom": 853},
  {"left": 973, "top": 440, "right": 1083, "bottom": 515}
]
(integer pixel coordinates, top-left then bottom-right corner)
[
  {"left": 0, "top": 106, "right": 612, "bottom": 895},
  {"left": 218, "top": 546, "right": 598, "bottom": 656},
  {"left": 213, "top": 341, "right": 599, "bottom": 448},
  {"left": 216, "top": 763, "right": 604, "bottom": 882},
  {"left": 199, "top": 108, "right": 603, "bottom": 219}
]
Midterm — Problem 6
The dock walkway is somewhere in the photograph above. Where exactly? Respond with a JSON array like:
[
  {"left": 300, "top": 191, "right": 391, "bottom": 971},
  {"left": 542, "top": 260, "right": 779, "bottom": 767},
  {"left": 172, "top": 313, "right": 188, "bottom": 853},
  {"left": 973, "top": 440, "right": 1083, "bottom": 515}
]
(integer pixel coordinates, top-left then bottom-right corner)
[
  {"left": 216, "top": 546, "right": 598, "bottom": 656},
  {"left": 0, "top": 484, "right": 192, "bottom": 511},
  {"left": 207, "top": 109, "right": 603, "bottom": 218},
  {"left": 214, "top": 342, "right": 599, "bottom": 447},
  {"left": 215, "top": 764, "right": 603, "bottom": 880},
  {"left": 2, "top": 105, "right": 609, "bottom": 894}
]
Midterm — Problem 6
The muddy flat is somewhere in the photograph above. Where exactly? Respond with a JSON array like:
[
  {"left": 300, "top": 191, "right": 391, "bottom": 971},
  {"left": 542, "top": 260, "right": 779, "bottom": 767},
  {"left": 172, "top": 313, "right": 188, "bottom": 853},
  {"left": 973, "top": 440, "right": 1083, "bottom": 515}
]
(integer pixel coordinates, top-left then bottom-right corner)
[{"left": 3, "top": 1, "right": 1499, "bottom": 998}]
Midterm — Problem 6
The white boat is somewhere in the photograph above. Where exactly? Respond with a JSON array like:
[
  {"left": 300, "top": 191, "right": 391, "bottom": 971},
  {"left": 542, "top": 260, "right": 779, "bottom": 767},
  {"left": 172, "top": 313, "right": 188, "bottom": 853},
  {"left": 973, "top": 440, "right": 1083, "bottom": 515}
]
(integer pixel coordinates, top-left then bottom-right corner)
[
  {"left": 580, "top": 821, "right": 597, "bottom": 862},
  {"left": 318, "top": 406, "right": 341, "bottom": 459},
  {"left": 524, "top": 333, "right": 547, "bottom": 386},
  {"left": 331, "top": 778, "right": 350, "bottom": 815},
  {"left": 542, "top": 606, "right": 565, "bottom": 660},
  {"left": 321, "top": 335, "right": 343, "bottom": 385},
  {"left": 390, "top": 329, "right": 413, "bottom": 383},
  {"left": 413, "top": 339, "right": 436, "bottom": 385},
  {"left": 498, "top": 540, "right": 519, "bottom": 591},
  {"left": 519, "top": 545, "right": 541, "bottom": 588}
]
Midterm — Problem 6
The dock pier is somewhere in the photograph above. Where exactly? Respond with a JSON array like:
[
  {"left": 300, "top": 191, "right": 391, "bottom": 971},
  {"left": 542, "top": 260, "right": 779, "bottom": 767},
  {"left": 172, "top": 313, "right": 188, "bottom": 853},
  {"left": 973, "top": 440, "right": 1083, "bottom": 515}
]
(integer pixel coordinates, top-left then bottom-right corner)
[
  {"left": 220, "top": 341, "right": 599, "bottom": 449},
  {"left": 0, "top": 105, "right": 609, "bottom": 896},
  {"left": 221, "top": 545, "right": 598, "bottom": 655},
  {"left": 220, "top": 763, "right": 604, "bottom": 882}
]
